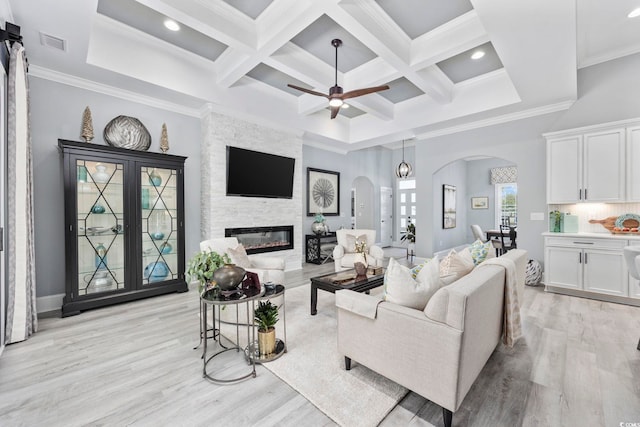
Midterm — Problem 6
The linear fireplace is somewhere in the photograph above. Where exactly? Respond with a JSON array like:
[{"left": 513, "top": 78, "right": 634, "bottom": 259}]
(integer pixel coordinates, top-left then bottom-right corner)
[{"left": 225, "top": 225, "right": 294, "bottom": 255}]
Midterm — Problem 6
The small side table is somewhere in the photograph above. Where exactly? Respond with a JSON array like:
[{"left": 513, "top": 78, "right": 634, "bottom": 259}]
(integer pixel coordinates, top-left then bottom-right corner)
[
  {"left": 245, "top": 284, "right": 287, "bottom": 364},
  {"left": 200, "top": 286, "right": 264, "bottom": 384}
]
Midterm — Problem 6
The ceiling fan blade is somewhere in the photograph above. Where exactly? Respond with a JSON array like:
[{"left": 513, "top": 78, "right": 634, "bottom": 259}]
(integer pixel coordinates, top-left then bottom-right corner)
[
  {"left": 330, "top": 105, "right": 340, "bottom": 119},
  {"left": 287, "top": 84, "right": 328, "bottom": 98},
  {"left": 341, "top": 85, "right": 390, "bottom": 100}
]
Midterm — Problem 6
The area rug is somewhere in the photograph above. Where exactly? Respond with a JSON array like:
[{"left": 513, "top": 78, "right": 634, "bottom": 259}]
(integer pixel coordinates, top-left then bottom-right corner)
[{"left": 220, "top": 284, "right": 408, "bottom": 427}]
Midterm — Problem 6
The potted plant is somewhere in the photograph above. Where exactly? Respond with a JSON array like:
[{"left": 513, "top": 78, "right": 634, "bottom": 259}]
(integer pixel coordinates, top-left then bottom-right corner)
[
  {"left": 401, "top": 217, "right": 416, "bottom": 255},
  {"left": 254, "top": 300, "right": 279, "bottom": 356},
  {"left": 186, "top": 250, "right": 231, "bottom": 294}
]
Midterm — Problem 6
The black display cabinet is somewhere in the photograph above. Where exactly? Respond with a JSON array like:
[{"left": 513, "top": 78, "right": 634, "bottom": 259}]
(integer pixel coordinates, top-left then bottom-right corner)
[{"left": 58, "top": 139, "right": 187, "bottom": 316}]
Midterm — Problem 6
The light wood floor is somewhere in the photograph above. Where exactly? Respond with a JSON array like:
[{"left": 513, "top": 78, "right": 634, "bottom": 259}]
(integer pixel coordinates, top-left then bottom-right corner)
[{"left": 1, "top": 255, "right": 639, "bottom": 427}]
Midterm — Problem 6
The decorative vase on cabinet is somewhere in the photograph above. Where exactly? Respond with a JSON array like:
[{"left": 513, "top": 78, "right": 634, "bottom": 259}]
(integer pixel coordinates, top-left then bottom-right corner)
[{"left": 59, "top": 139, "right": 187, "bottom": 316}]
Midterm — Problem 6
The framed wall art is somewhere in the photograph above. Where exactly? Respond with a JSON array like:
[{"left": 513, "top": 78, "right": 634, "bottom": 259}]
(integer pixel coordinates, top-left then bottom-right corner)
[
  {"left": 307, "top": 167, "right": 340, "bottom": 216},
  {"left": 443, "top": 184, "right": 456, "bottom": 229},
  {"left": 471, "top": 196, "right": 489, "bottom": 209}
]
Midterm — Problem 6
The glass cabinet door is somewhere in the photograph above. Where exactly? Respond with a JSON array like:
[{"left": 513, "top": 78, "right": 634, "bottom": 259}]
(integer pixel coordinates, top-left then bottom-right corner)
[
  {"left": 76, "top": 159, "right": 125, "bottom": 295},
  {"left": 141, "top": 166, "right": 179, "bottom": 285}
]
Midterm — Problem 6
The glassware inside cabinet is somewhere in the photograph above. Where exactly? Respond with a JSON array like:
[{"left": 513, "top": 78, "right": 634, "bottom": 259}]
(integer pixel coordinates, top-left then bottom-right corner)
[
  {"left": 141, "top": 166, "right": 179, "bottom": 285},
  {"left": 76, "top": 159, "right": 125, "bottom": 295}
]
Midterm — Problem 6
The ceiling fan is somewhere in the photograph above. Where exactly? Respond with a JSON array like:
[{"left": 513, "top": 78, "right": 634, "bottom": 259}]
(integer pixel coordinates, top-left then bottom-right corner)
[{"left": 287, "top": 39, "right": 390, "bottom": 119}]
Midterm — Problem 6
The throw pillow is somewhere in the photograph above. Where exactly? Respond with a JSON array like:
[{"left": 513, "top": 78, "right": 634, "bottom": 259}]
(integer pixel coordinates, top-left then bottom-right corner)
[
  {"left": 439, "top": 248, "right": 474, "bottom": 281},
  {"left": 384, "top": 257, "right": 440, "bottom": 310},
  {"left": 469, "top": 239, "right": 496, "bottom": 265},
  {"left": 227, "top": 244, "right": 252, "bottom": 268},
  {"left": 345, "top": 234, "right": 367, "bottom": 253}
]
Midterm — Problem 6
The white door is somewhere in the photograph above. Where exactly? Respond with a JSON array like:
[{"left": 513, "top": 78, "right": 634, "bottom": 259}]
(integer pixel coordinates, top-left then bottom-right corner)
[
  {"left": 544, "top": 247, "right": 582, "bottom": 289},
  {"left": 547, "top": 136, "right": 582, "bottom": 203},
  {"left": 583, "top": 250, "right": 627, "bottom": 296},
  {"left": 583, "top": 129, "right": 625, "bottom": 202},
  {"left": 380, "top": 187, "right": 392, "bottom": 247}
]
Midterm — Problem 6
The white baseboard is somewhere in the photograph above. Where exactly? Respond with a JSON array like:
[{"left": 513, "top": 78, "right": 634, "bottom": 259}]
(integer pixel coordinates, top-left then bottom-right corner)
[{"left": 36, "top": 293, "right": 64, "bottom": 314}]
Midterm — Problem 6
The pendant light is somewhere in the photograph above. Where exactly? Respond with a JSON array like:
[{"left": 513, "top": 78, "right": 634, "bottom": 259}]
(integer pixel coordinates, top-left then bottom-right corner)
[{"left": 395, "top": 139, "right": 413, "bottom": 178}]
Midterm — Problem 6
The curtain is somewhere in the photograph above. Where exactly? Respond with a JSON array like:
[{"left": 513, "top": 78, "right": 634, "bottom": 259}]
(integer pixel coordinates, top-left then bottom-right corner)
[
  {"left": 490, "top": 166, "right": 517, "bottom": 184},
  {"left": 5, "top": 42, "right": 36, "bottom": 343}
]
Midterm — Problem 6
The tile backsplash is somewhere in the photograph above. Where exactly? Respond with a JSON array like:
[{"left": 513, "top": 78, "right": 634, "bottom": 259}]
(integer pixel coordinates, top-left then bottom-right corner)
[{"left": 549, "top": 203, "right": 640, "bottom": 233}]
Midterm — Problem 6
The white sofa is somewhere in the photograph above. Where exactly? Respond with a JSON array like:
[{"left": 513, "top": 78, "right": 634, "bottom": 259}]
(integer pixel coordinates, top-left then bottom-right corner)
[
  {"left": 336, "top": 249, "right": 527, "bottom": 427},
  {"left": 199, "top": 237, "right": 285, "bottom": 285},
  {"left": 332, "top": 229, "right": 384, "bottom": 272}
]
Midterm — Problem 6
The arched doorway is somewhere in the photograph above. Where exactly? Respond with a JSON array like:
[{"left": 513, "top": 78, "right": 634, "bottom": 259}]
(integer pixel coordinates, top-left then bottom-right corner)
[
  {"left": 352, "top": 176, "right": 375, "bottom": 229},
  {"left": 431, "top": 157, "right": 517, "bottom": 253}
]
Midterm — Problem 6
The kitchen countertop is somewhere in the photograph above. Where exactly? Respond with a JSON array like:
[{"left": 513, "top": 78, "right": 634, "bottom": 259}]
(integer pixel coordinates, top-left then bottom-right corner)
[{"left": 543, "top": 231, "right": 640, "bottom": 240}]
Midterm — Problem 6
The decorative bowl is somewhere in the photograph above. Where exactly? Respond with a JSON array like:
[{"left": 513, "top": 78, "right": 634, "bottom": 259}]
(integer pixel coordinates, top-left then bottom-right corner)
[{"left": 103, "top": 115, "right": 151, "bottom": 151}]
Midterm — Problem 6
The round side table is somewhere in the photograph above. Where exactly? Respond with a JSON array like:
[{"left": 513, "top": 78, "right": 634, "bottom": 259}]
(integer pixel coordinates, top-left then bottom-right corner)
[{"left": 200, "top": 286, "right": 264, "bottom": 384}]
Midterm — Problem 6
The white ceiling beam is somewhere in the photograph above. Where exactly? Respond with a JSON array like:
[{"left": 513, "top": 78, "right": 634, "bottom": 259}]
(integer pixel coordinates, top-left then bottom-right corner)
[
  {"left": 266, "top": 42, "right": 336, "bottom": 90},
  {"left": 409, "top": 11, "right": 490, "bottom": 69},
  {"left": 343, "top": 57, "right": 400, "bottom": 89},
  {"left": 415, "top": 66, "right": 454, "bottom": 104},
  {"left": 216, "top": 0, "right": 332, "bottom": 88},
  {"left": 330, "top": 1, "right": 452, "bottom": 104},
  {"left": 347, "top": 94, "right": 394, "bottom": 121},
  {"left": 136, "top": 0, "right": 256, "bottom": 51}
]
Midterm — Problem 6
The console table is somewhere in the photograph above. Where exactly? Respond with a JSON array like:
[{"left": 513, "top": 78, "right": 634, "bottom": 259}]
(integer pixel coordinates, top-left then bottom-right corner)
[{"left": 305, "top": 232, "right": 337, "bottom": 264}]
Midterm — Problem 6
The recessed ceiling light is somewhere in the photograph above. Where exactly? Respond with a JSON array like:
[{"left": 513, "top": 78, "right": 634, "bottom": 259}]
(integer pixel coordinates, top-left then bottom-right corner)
[
  {"left": 341, "top": 103, "right": 350, "bottom": 109},
  {"left": 164, "top": 19, "right": 180, "bottom": 31},
  {"left": 628, "top": 7, "right": 640, "bottom": 18},
  {"left": 471, "top": 50, "right": 485, "bottom": 60}
]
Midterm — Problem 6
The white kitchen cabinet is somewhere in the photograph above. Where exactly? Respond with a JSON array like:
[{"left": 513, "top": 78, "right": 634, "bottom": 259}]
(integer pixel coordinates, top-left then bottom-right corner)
[
  {"left": 544, "top": 236, "right": 629, "bottom": 298},
  {"left": 545, "top": 246, "right": 582, "bottom": 290},
  {"left": 547, "top": 136, "right": 581, "bottom": 203},
  {"left": 626, "top": 125, "right": 640, "bottom": 201},
  {"left": 582, "top": 249, "right": 627, "bottom": 296},
  {"left": 546, "top": 127, "right": 625, "bottom": 203},
  {"left": 582, "top": 129, "right": 625, "bottom": 202}
]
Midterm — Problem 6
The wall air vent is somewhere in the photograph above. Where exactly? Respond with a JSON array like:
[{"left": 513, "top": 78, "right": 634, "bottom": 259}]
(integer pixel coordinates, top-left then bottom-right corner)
[{"left": 39, "top": 32, "right": 66, "bottom": 51}]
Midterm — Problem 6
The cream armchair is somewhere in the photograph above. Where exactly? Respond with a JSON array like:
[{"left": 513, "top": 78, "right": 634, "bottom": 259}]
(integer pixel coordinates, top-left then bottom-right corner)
[
  {"left": 199, "top": 237, "right": 285, "bottom": 285},
  {"left": 332, "top": 229, "right": 384, "bottom": 272}
]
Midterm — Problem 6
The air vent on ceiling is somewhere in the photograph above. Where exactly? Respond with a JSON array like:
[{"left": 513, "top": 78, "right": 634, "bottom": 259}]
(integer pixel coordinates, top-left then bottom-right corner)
[{"left": 39, "top": 32, "right": 66, "bottom": 51}]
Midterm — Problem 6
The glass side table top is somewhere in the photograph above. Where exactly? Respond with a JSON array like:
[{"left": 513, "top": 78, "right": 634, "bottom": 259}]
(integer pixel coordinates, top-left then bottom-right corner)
[{"left": 200, "top": 284, "right": 285, "bottom": 304}]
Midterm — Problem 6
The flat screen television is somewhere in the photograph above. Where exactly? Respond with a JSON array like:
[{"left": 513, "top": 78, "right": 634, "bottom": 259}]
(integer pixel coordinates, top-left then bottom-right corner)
[{"left": 226, "top": 146, "right": 295, "bottom": 199}]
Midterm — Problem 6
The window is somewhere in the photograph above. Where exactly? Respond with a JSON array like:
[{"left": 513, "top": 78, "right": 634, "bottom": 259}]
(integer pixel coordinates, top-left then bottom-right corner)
[{"left": 495, "top": 183, "right": 517, "bottom": 226}]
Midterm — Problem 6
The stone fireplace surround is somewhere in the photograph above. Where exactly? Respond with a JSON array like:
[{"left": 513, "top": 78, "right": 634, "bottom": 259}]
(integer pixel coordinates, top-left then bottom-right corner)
[{"left": 200, "top": 108, "right": 303, "bottom": 270}]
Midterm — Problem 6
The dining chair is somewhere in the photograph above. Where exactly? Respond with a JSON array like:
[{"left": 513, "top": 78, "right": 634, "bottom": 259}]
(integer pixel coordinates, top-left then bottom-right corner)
[{"left": 470, "top": 224, "right": 486, "bottom": 242}]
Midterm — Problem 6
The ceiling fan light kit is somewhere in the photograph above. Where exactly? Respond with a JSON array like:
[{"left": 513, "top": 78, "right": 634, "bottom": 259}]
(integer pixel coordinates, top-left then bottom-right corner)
[{"left": 287, "top": 38, "right": 390, "bottom": 119}]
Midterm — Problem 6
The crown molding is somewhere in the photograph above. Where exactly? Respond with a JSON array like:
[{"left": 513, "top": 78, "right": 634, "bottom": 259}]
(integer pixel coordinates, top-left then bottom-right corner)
[
  {"left": 28, "top": 65, "right": 202, "bottom": 118},
  {"left": 415, "top": 100, "right": 575, "bottom": 141},
  {"left": 542, "top": 116, "right": 640, "bottom": 138},
  {"left": 578, "top": 46, "right": 640, "bottom": 69}
]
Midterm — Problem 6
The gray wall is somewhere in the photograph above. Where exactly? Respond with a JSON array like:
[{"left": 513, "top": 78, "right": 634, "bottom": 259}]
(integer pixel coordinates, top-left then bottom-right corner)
[
  {"left": 302, "top": 144, "right": 393, "bottom": 244},
  {"left": 466, "top": 158, "right": 516, "bottom": 240},
  {"left": 29, "top": 77, "right": 201, "bottom": 299},
  {"left": 415, "top": 113, "right": 556, "bottom": 264},
  {"left": 432, "top": 159, "right": 467, "bottom": 252}
]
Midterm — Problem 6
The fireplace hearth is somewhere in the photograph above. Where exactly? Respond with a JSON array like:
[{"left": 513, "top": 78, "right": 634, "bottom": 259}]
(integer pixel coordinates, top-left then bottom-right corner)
[{"left": 225, "top": 225, "right": 294, "bottom": 255}]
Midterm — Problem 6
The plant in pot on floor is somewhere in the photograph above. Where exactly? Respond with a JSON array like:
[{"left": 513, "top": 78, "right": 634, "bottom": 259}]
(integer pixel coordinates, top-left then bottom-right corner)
[
  {"left": 401, "top": 216, "right": 416, "bottom": 255},
  {"left": 254, "top": 300, "right": 279, "bottom": 356},
  {"left": 186, "top": 250, "right": 231, "bottom": 295}
]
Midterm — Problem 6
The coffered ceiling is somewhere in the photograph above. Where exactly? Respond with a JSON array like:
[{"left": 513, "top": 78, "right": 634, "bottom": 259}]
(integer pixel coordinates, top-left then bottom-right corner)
[{"left": 8, "top": 0, "right": 640, "bottom": 151}]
